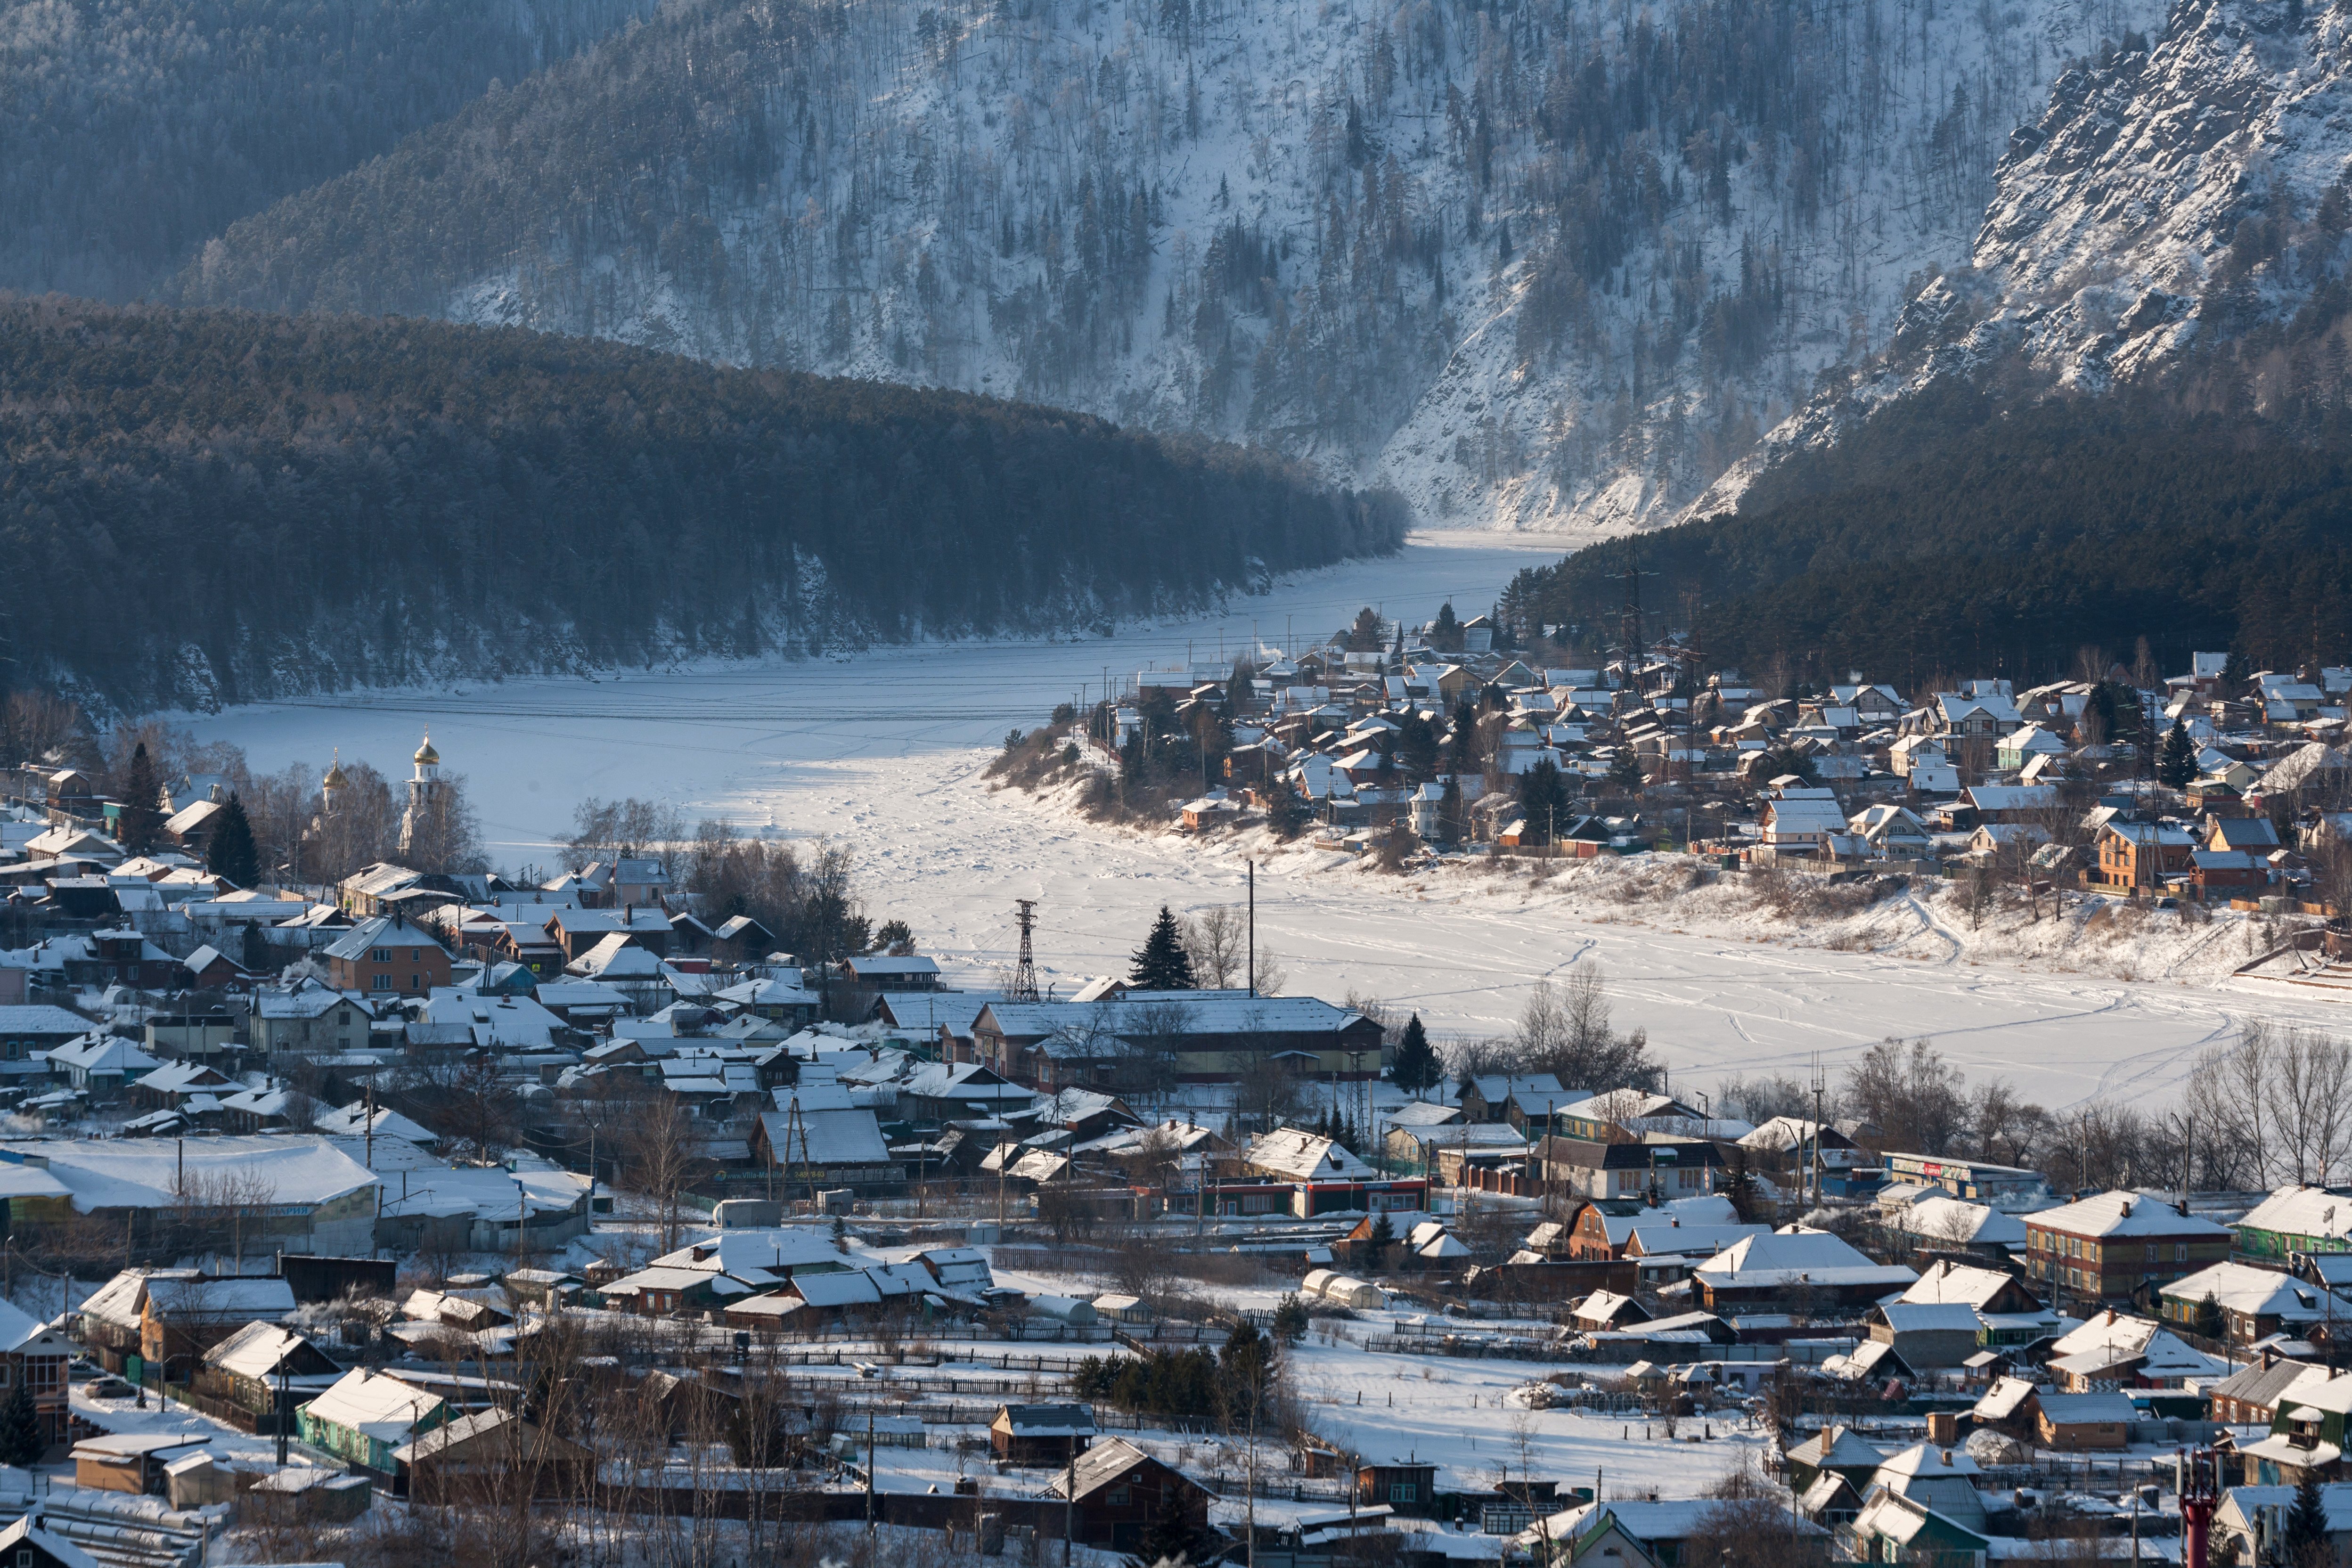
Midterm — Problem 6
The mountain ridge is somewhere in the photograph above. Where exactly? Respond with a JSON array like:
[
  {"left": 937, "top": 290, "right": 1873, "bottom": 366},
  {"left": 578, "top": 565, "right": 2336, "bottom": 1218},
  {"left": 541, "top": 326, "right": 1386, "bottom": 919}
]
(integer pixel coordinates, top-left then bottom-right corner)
[{"left": 169, "top": 0, "right": 2164, "bottom": 534}]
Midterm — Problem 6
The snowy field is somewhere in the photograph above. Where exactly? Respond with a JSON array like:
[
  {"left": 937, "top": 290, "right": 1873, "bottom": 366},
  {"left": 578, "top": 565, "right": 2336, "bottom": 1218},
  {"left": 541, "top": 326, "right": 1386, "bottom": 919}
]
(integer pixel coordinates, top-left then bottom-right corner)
[{"left": 175, "top": 534, "right": 2352, "bottom": 1111}]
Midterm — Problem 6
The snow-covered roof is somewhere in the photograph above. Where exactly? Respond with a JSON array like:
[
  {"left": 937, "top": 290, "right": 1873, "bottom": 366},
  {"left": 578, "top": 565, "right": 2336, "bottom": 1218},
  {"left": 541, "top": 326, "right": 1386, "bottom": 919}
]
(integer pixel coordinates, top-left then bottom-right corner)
[
  {"left": 757, "top": 1107, "right": 891, "bottom": 1166},
  {"left": 204, "top": 1321, "right": 327, "bottom": 1380},
  {"left": 2237, "top": 1186, "right": 2352, "bottom": 1243},
  {"left": 1876, "top": 1302, "right": 1982, "bottom": 1334},
  {"left": 301, "top": 1369, "right": 445, "bottom": 1443},
  {"left": 1900, "top": 1261, "right": 2034, "bottom": 1310},
  {"left": 2162, "top": 1261, "right": 2339, "bottom": 1322},
  {"left": 0, "top": 1135, "right": 376, "bottom": 1213},
  {"left": 1896, "top": 1197, "right": 2029, "bottom": 1247},
  {"left": 1244, "top": 1129, "right": 1376, "bottom": 1181},
  {"left": 146, "top": 1277, "right": 297, "bottom": 1321},
  {"left": 1693, "top": 1228, "right": 1918, "bottom": 1290},
  {"left": 321, "top": 916, "right": 446, "bottom": 962},
  {"left": 2030, "top": 1191, "right": 2230, "bottom": 1239}
]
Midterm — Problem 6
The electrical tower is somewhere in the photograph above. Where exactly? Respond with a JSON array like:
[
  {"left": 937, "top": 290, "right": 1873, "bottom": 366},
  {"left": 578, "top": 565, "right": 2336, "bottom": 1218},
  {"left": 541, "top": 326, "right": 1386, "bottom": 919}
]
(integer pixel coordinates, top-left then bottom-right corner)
[{"left": 1011, "top": 898, "right": 1041, "bottom": 1002}]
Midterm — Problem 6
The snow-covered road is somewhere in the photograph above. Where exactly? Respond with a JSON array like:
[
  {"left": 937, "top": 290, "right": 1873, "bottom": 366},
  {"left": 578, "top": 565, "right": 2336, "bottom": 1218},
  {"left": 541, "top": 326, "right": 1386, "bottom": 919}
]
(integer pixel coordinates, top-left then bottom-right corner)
[{"left": 177, "top": 533, "right": 2352, "bottom": 1110}]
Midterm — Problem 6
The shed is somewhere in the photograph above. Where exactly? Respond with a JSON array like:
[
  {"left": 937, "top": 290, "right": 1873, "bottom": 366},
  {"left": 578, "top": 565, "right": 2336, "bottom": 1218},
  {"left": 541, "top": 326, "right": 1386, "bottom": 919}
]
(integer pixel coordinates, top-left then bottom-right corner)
[
  {"left": 2035, "top": 1391, "right": 2136, "bottom": 1451},
  {"left": 990, "top": 1402, "right": 1094, "bottom": 1465},
  {"left": 70, "top": 1432, "right": 207, "bottom": 1495}
]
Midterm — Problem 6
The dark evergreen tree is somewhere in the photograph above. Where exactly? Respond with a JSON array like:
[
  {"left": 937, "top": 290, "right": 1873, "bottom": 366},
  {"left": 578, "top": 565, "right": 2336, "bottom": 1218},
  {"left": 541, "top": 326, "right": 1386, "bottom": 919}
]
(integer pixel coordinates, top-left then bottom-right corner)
[
  {"left": 1431, "top": 601, "right": 1462, "bottom": 651},
  {"left": 1756, "top": 746, "right": 1818, "bottom": 785},
  {"left": 205, "top": 794, "right": 260, "bottom": 885},
  {"left": 1130, "top": 1475, "right": 1212, "bottom": 1568},
  {"left": 1368, "top": 1209, "right": 1396, "bottom": 1266},
  {"left": 0, "top": 1380, "right": 41, "bottom": 1467},
  {"left": 2157, "top": 719, "right": 2197, "bottom": 789},
  {"left": 2194, "top": 1291, "right": 2224, "bottom": 1342},
  {"left": 116, "top": 742, "right": 163, "bottom": 856},
  {"left": 239, "top": 918, "right": 271, "bottom": 973},
  {"left": 1605, "top": 745, "right": 1646, "bottom": 796},
  {"left": 1390, "top": 1014, "right": 1442, "bottom": 1096},
  {"left": 1266, "top": 788, "right": 1311, "bottom": 840},
  {"left": 0, "top": 301, "right": 1402, "bottom": 711},
  {"left": 2286, "top": 1471, "right": 2330, "bottom": 1568},
  {"left": 1130, "top": 906, "right": 1197, "bottom": 989},
  {"left": 1518, "top": 757, "right": 1571, "bottom": 842},
  {"left": 1271, "top": 1292, "right": 1310, "bottom": 1343},
  {"left": 1217, "top": 1320, "right": 1276, "bottom": 1409},
  {"left": 1346, "top": 606, "right": 1385, "bottom": 651}
]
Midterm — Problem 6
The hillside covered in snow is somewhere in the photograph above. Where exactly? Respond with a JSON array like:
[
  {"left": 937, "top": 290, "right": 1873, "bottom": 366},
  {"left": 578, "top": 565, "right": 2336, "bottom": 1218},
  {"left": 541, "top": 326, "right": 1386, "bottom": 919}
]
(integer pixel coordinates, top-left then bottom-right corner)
[
  {"left": 172, "top": 0, "right": 2163, "bottom": 533},
  {"left": 1699, "top": 0, "right": 2352, "bottom": 510}
]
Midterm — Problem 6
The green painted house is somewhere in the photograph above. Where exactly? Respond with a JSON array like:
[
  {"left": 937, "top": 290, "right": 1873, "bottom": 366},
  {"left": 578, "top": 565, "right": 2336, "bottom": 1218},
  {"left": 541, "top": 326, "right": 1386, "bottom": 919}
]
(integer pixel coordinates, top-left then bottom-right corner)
[
  {"left": 2234, "top": 1186, "right": 2352, "bottom": 1263},
  {"left": 297, "top": 1369, "right": 448, "bottom": 1476}
]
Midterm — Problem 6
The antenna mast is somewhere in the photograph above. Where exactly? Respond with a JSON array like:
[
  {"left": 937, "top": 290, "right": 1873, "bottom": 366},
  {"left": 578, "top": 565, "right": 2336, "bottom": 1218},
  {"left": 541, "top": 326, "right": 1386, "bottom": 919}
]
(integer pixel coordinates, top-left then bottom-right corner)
[{"left": 1011, "top": 898, "right": 1042, "bottom": 1002}]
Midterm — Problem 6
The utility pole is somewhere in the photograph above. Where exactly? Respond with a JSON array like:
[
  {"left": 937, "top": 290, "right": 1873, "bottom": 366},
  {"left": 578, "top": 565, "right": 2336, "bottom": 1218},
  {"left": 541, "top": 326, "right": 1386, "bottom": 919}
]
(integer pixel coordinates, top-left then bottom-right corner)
[
  {"left": 1064, "top": 1442, "right": 1078, "bottom": 1566},
  {"left": 866, "top": 1408, "right": 877, "bottom": 1534},
  {"left": 1809, "top": 1061, "right": 1827, "bottom": 1207},
  {"left": 1246, "top": 860, "right": 1256, "bottom": 997}
]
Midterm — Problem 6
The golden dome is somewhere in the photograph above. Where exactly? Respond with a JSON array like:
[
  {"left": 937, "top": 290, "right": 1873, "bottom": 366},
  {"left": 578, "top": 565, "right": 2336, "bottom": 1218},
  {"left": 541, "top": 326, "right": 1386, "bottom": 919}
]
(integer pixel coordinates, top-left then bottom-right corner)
[
  {"left": 322, "top": 751, "right": 348, "bottom": 790},
  {"left": 413, "top": 729, "right": 440, "bottom": 766}
]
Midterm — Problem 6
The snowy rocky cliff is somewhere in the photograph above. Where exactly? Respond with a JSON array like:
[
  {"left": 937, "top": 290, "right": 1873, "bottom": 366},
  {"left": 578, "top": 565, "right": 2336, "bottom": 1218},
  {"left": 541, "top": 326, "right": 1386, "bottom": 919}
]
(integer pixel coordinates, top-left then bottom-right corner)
[
  {"left": 176, "top": 0, "right": 2161, "bottom": 535},
  {"left": 1694, "top": 0, "right": 2352, "bottom": 513}
]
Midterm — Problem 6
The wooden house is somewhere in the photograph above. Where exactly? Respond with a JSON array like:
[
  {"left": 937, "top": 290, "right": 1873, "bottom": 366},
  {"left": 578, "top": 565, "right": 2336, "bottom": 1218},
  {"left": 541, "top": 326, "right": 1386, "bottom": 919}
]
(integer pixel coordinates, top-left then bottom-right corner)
[
  {"left": 1044, "top": 1438, "right": 1215, "bottom": 1555},
  {"left": 990, "top": 1402, "right": 1094, "bottom": 1465}
]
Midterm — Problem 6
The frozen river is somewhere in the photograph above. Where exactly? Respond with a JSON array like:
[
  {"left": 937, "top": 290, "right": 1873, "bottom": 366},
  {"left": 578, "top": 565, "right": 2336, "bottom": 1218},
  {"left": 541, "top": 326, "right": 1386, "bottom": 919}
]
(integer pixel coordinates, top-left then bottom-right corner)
[{"left": 178, "top": 531, "right": 2348, "bottom": 1109}]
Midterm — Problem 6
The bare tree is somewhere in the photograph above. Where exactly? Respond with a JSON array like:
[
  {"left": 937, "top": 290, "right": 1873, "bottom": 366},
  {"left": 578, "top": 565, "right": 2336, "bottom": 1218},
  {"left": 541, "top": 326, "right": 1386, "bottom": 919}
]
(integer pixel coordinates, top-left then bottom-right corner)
[
  {"left": 2195, "top": 1022, "right": 2352, "bottom": 1187},
  {"left": 562, "top": 797, "right": 688, "bottom": 875},
  {"left": 1181, "top": 906, "right": 1248, "bottom": 988},
  {"left": 623, "top": 1096, "right": 709, "bottom": 1253}
]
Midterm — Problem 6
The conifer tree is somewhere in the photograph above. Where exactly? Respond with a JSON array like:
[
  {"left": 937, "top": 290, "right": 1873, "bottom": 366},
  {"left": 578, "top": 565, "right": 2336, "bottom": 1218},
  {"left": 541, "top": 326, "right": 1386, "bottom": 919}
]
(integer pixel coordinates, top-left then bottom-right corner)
[
  {"left": 1390, "top": 1014, "right": 1441, "bottom": 1096},
  {"left": 115, "top": 741, "right": 163, "bottom": 856},
  {"left": 1606, "top": 745, "right": 1645, "bottom": 797},
  {"left": 1518, "top": 756, "right": 1570, "bottom": 842},
  {"left": 1437, "top": 774, "right": 1464, "bottom": 845},
  {"left": 1130, "top": 906, "right": 1197, "bottom": 989},
  {"left": 2157, "top": 718, "right": 2197, "bottom": 790},
  {"left": 1132, "top": 1472, "right": 1211, "bottom": 1568},
  {"left": 0, "top": 1380, "right": 42, "bottom": 1468},
  {"left": 2286, "top": 1470, "right": 2330, "bottom": 1568},
  {"left": 206, "top": 794, "right": 261, "bottom": 886},
  {"left": 1368, "top": 1209, "right": 1396, "bottom": 1265}
]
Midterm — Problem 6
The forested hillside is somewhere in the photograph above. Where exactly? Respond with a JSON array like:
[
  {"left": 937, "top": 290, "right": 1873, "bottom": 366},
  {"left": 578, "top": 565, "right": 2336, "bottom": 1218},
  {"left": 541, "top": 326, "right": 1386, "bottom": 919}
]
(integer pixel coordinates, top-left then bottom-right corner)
[
  {"left": 1502, "top": 381, "right": 2352, "bottom": 681},
  {"left": 0, "top": 0, "right": 660, "bottom": 300},
  {"left": 166, "top": 0, "right": 2161, "bottom": 530},
  {"left": 0, "top": 300, "right": 1400, "bottom": 711}
]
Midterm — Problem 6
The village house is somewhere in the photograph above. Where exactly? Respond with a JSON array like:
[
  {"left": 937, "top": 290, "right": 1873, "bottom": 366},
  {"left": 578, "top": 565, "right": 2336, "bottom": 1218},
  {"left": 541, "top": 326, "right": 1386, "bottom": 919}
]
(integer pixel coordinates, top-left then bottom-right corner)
[
  {"left": 989, "top": 1402, "right": 1094, "bottom": 1464},
  {"left": 1690, "top": 1227, "right": 1917, "bottom": 1312},
  {"left": 323, "top": 914, "right": 451, "bottom": 996},
  {"left": 298, "top": 1368, "right": 449, "bottom": 1478},
  {"left": 1041, "top": 1437, "right": 1215, "bottom": 1555},
  {"left": 2025, "top": 1190, "right": 2234, "bottom": 1308},
  {"left": 972, "top": 994, "right": 1385, "bottom": 1087},
  {"left": 2161, "top": 1261, "right": 2347, "bottom": 1345}
]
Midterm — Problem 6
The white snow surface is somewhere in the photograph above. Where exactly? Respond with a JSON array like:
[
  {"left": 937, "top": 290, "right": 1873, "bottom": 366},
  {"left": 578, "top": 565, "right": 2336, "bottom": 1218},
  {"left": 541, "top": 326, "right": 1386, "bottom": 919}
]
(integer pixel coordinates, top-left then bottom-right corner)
[{"left": 177, "top": 535, "right": 2352, "bottom": 1112}]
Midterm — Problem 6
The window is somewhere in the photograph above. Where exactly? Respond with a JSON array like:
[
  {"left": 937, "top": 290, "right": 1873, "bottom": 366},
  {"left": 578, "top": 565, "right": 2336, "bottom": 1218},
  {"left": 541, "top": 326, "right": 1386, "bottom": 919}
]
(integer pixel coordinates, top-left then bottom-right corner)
[
  {"left": 370, "top": 976, "right": 393, "bottom": 992},
  {"left": 370, "top": 947, "right": 392, "bottom": 963},
  {"left": 1106, "top": 1487, "right": 1129, "bottom": 1507},
  {"left": 409, "top": 974, "right": 422, "bottom": 990},
  {"left": 2177, "top": 1244, "right": 2188, "bottom": 1262},
  {"left": 1389, "top": 1483, "right": 1418, "bottom": 1503}
]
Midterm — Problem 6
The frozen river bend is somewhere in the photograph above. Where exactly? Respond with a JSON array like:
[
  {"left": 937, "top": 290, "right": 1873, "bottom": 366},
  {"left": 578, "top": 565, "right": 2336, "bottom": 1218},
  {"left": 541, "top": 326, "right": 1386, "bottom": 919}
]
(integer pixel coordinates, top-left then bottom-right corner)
[{"left": 180, "top": 533, "right": 2351, "bottom": 1111}]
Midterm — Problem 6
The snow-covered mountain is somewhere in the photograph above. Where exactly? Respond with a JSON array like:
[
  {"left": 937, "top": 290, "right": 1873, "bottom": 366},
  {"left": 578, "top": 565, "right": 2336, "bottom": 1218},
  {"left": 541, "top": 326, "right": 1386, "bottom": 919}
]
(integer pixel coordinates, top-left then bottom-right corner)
[
  {"left": 1695, "top": 0, "right": 2352, "bottom": 511},
  {"left": 177, "top": 0, "right": 2160, "bottom": 534}
]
